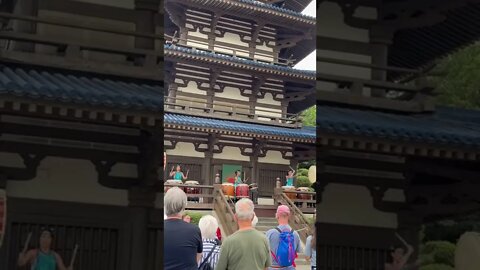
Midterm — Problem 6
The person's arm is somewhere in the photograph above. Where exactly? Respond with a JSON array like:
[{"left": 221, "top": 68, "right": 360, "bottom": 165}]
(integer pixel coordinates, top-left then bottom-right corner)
[
  {"left": 54, "top": 252, "right": 69, "bottom": 270},
  {"left": 295, "top": 232, "right": 303, "bottom": 253},
  {"left": 304, "top": 236, "right": 312, "bottom": 260},
  {"left": 169, "top": 171, "right": 175, "bottom": 177},
  {"left": 215, "top": 241, "right": 228, "bottom": 270},
  {"left": 18, "top": 249, "right": 35, "bottom": 267},
  {"left": 264, "top": 236, "right": 272, "bottom": 269},
  {"left": 396, "top": 233, "right": 414, "bottom": 263}
]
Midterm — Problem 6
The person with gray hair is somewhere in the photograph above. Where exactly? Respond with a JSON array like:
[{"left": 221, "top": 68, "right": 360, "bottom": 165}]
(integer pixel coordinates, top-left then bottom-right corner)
[
  {"left": 164, "top": 187, "right": 202, "bottom": 270},
  {"left": 216, "top": 198, "right": 271, "bottom": 270},
  {"left": 198, "top": 215, "right": 221, "bottom": 269}
]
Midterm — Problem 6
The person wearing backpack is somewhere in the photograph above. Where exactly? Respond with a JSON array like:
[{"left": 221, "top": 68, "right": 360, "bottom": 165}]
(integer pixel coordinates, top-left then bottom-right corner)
[{"left": 266, "top": 205, "right": 302, "bottom": 270}]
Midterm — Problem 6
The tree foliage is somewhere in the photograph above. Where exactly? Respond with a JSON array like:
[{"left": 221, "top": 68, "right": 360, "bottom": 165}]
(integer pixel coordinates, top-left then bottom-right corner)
[
  {"left": 301, "top": 105, "right": 316, "bottom": 126},
  {"left": 430, "top": 43, "right": 480, "bottom": 109}
]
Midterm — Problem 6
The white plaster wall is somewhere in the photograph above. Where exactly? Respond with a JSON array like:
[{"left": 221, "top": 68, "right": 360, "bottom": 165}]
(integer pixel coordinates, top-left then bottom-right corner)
[
  {"left": 216, "top": 87, "right": 249, "bottom": 101},
  {"left": 258, "top": 150, "right": 290, "bottom": 165},
  {"left": 216, "top": 33, "right": 250, "bottom": 58},
  {"left": 317, "top": 183, "right": 398, "bottom": 228},
  {"left": 187, "top": 29, "right": 209, "bottom": 49},
  {"left": 167, "top": 142, "right": 205, "bottom": 158},
  {"left": 383, "top": 188, "right": 406, "bottom": 202},
  {"left": 36, "top": 10, "right": 135, "bottom": 63},
  {"left": 317, "top": 1, "right": 371, "bottom": 42},
  {"left": 257, "top": 92, "right": 281, "bottom": 106},
  {"left": 176, "top": 81, "right": 206, "bottom": 96},
  {"left": 5, "top": 157, "right": 129, "bottom": 206},
  {"left": 0, "top": 152, "right": 24, "bottom": 167},
  {"left": 214, "top": 147, "right": 249, "bottom": 161}
]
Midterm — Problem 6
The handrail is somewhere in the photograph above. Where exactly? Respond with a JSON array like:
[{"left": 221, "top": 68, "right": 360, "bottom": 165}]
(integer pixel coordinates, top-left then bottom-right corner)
[
  {"left": 213, "top": 187, "right": 237, "bottom": 236},
  {"left": 274, "top": 192, "right": 313, "bottom": 243},
  {"left": 0, "top": 12, "right": 164, "bottom": 41},
  {"left": 165, "top": 34, "right": 294, "bottom": 66},
  {"left": 164, "top": 183, "right": 215, "bottom": 189},
  {"left": 165, "top": 95, "right": 301, "bottom": 121}
]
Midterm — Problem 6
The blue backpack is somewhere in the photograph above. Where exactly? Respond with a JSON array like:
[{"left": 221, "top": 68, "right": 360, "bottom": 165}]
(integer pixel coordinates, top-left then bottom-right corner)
[{"left": 271, "top": 227, "right": 296, "bottom": 267}]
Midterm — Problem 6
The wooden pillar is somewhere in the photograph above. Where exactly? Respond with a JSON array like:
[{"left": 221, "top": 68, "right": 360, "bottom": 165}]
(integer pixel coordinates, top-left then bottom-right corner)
[
  {"left": 251, "top": 155, "right": 259, "bottom": 184},
  {"left": 128, "top": 187, "right": 156, "bottom": 270},
  {"left": 369, "top": 25, "right": 393, "bottom": 97},
  {"left": 11, "top": 0, "right": 37, "bottom": 52},
  {"left": 204, "top": 151, "right": 213, "bottom": 185}
]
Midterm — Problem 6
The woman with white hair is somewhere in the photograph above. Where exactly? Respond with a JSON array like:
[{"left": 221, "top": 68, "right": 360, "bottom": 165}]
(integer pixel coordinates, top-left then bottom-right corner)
[{"left": 198, "top": 215, "right": 221, "bottom": 269}]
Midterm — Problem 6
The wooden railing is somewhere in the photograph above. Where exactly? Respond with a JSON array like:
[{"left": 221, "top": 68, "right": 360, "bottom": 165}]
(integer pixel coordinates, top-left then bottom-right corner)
[
  {"left": 212, "top": 185, "right": 238, "bottom": 236},
  {"left": 273, "top": 189, "right": 313, "bottom": 243},
  {"left": 165, "top": 34, "right": 294, "bottom": 67},
  {"left": 164, "top": 96, "right": 302, "bottom": 127},
  {"left": 317, "top": 56, "right": 436, "bottom": 112},
  {"left": 0, "top": 12, "right": 163, "bottom": 79},
  {"left": 164, "top": 183, "right": 215, "bottom": 210}
]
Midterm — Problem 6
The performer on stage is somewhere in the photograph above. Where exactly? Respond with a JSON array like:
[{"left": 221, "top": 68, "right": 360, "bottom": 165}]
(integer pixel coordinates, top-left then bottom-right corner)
[
  {"left": 18, "top": 228, "right": 73, "bottom": 270},
  {"left": 169, "top": 165, "right": 188, "bottom": 181},
  {"left": 285, "top": 167, "right": 297, "bottom": 186},
  {"left": 234, "top": 170, "right": 243, "bottom": 185}
]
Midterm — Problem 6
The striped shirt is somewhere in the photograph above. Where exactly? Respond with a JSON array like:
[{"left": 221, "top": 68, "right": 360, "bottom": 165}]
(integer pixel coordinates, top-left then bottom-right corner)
[{"left": 199, "top": 239, "right": 220, "bottom": 269}]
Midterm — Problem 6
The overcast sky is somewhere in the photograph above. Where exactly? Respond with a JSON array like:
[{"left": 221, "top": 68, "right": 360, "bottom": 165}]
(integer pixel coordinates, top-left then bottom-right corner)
[{"left": 293, "top": 0, "right": 316, "bottom": 71}]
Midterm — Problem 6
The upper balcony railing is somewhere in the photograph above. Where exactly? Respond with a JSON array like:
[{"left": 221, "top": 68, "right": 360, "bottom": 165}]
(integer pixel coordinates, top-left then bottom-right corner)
[
  {"left": 165, "top": 96, "right": 303, "bottom": 128},
  {"left": 0, "top": 12, "right": 163, "bottom": 80},
  {"left": 165, "top": 34, "right": 296, "bottom": 67},
  {"left": 317, "top": 56, "right": 436, "bottom": 113}
]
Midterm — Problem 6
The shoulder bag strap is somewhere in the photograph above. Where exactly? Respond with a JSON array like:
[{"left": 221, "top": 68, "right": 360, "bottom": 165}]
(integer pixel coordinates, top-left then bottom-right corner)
[{"left": 199, "top": 243, "right": 217, "bottom": 267}]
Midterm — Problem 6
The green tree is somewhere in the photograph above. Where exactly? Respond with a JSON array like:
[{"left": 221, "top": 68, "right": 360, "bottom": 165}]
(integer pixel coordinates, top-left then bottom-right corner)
[
  {"left": 301, "top": 105, "right": 316, "bottom": 126},
  {"left": 429, "top": 43, "right": 480, "bottom": 109}
]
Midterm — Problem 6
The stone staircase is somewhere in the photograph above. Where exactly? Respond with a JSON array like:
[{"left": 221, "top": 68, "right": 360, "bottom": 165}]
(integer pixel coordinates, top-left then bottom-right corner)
[{"left": 255, "top": 217, "right": 310, "bottom": 268}]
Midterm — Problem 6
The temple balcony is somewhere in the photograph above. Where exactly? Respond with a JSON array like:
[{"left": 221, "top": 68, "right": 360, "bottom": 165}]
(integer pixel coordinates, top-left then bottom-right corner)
[
  {"left": 165, "top": 34, "right": 295, "bottom": 67},
  {"left": 164, "top": 96, "right": 303, "bottom": 128},
  {"left": 317, "top": 56, "right": 437, "bottom": 113},
  {"left": 0, "top": 10, "right": 163, "bottom": 81}
]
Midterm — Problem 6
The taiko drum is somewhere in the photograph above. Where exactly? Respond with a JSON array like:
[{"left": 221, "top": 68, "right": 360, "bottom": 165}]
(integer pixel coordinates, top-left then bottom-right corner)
[
  {"left": 296, "top": 187, "right": 312, "bottom": 200},
  {"left": 164, "top": 179, "right": 183, "bottom": 193},
  {"left": 185, "top": 180, "right": 200, "bottom": 194},
  {"left": 235, "top": 184, "right": 249, "bottom": 198},
  {"left": 222, "top": 183, "right": 235, "bottom": 197},
  {"left": 282, "top": 186, "right": 297, "bottom": 200}
]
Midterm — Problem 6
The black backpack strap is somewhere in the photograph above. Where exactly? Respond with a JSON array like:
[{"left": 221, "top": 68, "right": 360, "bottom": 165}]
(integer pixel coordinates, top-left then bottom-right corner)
[
  {"left": 275, "top": 227, "right": 282, "bottom": 233},
  {"left": 199, "top": 244, "right": 217, "bottom": 268}
]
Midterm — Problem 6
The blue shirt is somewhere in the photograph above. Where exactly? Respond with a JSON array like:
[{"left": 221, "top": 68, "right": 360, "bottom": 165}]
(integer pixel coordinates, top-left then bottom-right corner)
[
  {"left": 164, "top": 219, "right": 202, "bottom": 270},
  {"left": 305, "top": 235, "right": 316, "bottom": 267},
  {"left": 265, "top": 224, "right": 302, "bottom": 269},
  {"left": 32, "top": 251, "right": 56, "bottom": 270}
]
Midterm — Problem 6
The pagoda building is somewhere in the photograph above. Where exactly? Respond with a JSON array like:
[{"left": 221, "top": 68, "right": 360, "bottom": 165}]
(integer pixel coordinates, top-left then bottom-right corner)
[
  {"left": 317, "top": 0, "right": 480, "bottom": 268},
  {"left": 0, "top": 0, "right": 164, "bottom": 269},
  {"left": 163, "top": 0, "right": 316, "bottom": 197}
]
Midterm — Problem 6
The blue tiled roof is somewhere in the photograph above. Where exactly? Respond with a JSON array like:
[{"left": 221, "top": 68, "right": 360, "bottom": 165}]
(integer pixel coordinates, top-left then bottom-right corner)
[
  {"left": 0, "top": 65, "right": 163, "bottom": 111},
  {"left": 165, "top": 44, "right": 316, "bottom": 78},
  {"left": 238, "top": 0, "right": 315, "bottom": 20},
  {"left": 317, "top": 106, "right": 480, "bottom": 148},
  {"left": 165, "top": 113, "right": 316, "bottom": 141}
]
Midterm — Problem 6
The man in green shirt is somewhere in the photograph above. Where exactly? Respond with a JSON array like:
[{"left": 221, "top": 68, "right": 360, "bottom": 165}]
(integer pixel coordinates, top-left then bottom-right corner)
[{"left": 215, "top": 198, "right": 271, "bottom": 270}]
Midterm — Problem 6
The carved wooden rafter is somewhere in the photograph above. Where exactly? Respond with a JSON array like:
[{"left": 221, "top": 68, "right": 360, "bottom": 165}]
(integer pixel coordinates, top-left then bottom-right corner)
[
  {"left": 0, "top": 153, "right": 45, "bottom": 181},
  {"left": 367, "top": 185, "right": 406, "bottom": 213},
  {"left": 164, "top": 140, "right": 178, "bottom": 150},
  {"left": 276, "top": 31, "right": 314, "bottom": 50},
  {"left": 92, "top": 160, "right": 138, "bottom": 189},
  {"left": 284, "top": 90, "right": 312, "bottom": 102}
]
